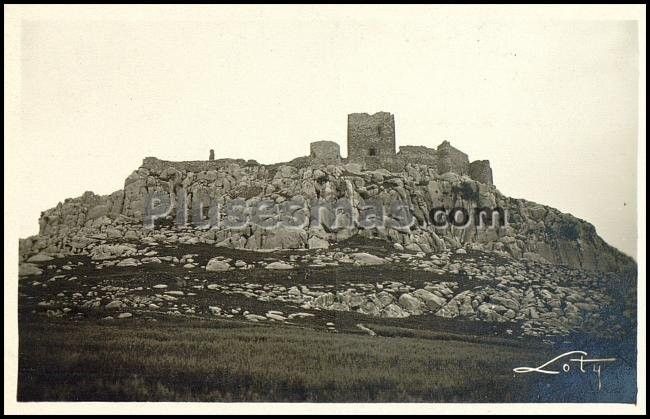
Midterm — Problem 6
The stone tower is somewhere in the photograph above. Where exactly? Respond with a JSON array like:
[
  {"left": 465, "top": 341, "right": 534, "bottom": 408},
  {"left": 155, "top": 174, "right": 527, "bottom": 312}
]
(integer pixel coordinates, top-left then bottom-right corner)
[
  {"left": 347, "top": 112, "right": 396, "bottom": 162},
  {"left": 309, "top": 141, "right": 341, "bottom": 164}
]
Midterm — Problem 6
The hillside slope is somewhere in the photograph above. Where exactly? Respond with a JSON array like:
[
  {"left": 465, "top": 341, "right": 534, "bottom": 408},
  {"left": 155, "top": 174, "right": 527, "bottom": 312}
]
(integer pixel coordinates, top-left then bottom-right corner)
[{"left": 20, "top": 157, "right": 635, "bottom": 273}]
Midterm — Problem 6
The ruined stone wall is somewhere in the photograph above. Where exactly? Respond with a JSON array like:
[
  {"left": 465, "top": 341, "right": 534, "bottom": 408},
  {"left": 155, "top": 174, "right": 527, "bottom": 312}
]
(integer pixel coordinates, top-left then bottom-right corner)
[
  {"left": 436, "top": 141, "right": 469, "bottom": 175},
  {"left": 397, "top": 146, "right": 440, "bottom": 171},
  {"left": 354, "top": 156, "right": 407, "bottom": 172},
  {"left": 347, "top": 112, "right": 396, "bottom": 162},
  {"left": 141, "top": 157, "right": 257, "bottom": 174},
  {"left": 469, "top": 160, "right": 493, "bottom": 185},
  {"left": 309, "top": 141, "right": 341, "bottom": 164}
]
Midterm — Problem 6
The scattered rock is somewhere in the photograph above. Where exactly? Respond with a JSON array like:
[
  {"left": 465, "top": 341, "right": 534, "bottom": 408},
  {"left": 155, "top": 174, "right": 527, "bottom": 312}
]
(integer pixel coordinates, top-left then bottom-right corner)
[
  {"left": 117, "top": 258, "right": 139, "bottom": 267},
  {"left": 90, "top": 244, "right": 137, "bottom": 261},
  {"left": 288, "top": 312, "right": 315, "bottom": 319},
  {"left": 105, "top": 300, "right": 124, "bottom": 309},
  {"left": 351, "top": 253, "right": 386, "bottom": 266},
  {"left": 27, "top": 253, "right": 54, "bottom": 263},
  {"left": 265, "top": 261, "right": 294, "bottom": 270},
  {"left": 356, "top": 323, "right": 377, "bottom": 336},
  {"left": 266, "top": 312, "right": 287, "bottom": 321}
]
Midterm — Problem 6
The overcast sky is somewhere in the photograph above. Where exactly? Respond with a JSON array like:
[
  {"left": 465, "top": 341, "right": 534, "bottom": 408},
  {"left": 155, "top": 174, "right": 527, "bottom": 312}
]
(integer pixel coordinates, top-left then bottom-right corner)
[{"left": 8, "top": 6, "right": 641, "bottom": 258}]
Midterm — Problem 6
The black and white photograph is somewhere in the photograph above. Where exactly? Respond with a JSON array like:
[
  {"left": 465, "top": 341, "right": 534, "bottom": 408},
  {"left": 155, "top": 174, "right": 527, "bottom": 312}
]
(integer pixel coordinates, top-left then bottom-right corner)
[{"left": 4, "top": 4, "right": 646, "bottom": 415}]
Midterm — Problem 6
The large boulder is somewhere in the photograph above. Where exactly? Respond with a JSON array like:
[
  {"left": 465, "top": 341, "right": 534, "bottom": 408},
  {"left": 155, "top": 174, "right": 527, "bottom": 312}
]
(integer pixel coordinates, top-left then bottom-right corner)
[
  {"left": 312, "top": 293, "right": 335, "bottom": 308},
  {"left": 351, "top": 252, "right": 386, "bottom": 266},
  {"left": 26, "top": 253, "right": 53, "bottom": 263},
  {"left": 436, "top": 291, "right": 476, "bottom": 318},
  {"left": 412, "top": 289, "right": 447, "bottom": 310},
  {"left": 105, "top": 300, "right": 125, "bottom": 309},
  {"left": 381, "top": 303, "right": 410, "bottom": 318},
  {"left": 90, "top": 244, "right": 137, "bottom": 261},
  {"left": 265, "top": 261, "right": 294, "bottom": 270},
  {"left": 489, "top": 295, "right": 520, "bottom": 311},
  {"left": 19, "top": 263, "right": 43, "bottom": 277},
  {"left": 398, "top": 293, "right": 425, "bottom": 315},
  {"left": 307, "top": 236, "right": 329, "bottom": 249},
  {"left": 205, "top": 258, "right": 232, "bottom": 272},
  {"left": 116, "top": 258, "right": 139, "bottom": 267}
]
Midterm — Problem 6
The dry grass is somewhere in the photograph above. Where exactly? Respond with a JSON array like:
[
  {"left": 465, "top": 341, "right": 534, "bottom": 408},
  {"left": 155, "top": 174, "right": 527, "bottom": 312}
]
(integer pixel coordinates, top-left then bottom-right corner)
[{"left": 18, "top": 319, "right": 553, "bottom": 402}]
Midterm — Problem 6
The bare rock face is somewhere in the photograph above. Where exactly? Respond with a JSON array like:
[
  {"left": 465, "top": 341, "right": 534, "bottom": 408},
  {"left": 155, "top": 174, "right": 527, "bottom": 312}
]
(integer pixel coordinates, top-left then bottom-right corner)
[{"left": 20, "top": 154, "right": 635, "bottom": 274}]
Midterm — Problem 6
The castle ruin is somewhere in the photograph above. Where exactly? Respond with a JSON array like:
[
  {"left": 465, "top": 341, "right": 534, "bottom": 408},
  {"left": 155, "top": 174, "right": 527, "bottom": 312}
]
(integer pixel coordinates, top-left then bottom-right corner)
[
  {"left": 204, "top": 111, "right": 493, "bottom": 185},
  {"left": 347, "top": 112, "right": 396, "bottom": 161},
  {"left": 340, "top": 112, "right": 492, "bottom": 184},
  {"left": 310, "top": 140, "right": 341, "bottom": 164}
]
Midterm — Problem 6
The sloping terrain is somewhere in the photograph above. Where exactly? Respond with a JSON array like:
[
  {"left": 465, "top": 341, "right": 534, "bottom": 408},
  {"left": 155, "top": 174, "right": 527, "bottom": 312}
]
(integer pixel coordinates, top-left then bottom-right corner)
[
  {"left": 18, "top": 239, "right": 636, "bottom": 402},
  {"left": 21, "top": 158, "right": 635, "bottom": 273},
  {"left": 17, "top": 157, "right": 637, "bottom": 402}
]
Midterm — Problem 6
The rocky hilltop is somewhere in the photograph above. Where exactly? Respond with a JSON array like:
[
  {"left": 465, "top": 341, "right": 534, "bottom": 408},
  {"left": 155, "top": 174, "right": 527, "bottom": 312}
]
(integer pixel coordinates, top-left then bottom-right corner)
[
  {"left": 20, "top": 153, "right": 634, "bottom": 274},
  {"left": 17, "top": 145, "right": 638, "bottom": 342}
]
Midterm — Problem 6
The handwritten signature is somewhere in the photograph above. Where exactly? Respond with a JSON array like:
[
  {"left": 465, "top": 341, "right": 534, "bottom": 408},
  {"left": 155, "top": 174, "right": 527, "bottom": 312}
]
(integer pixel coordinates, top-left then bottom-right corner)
[{"left": 513, "top": 351, "right": 616, "bottom": 390}]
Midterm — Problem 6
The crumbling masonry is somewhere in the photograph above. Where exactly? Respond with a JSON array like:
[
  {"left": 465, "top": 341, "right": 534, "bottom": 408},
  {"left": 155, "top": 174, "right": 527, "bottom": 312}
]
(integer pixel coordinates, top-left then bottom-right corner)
[{"left": 205, "top": 111, "right": 494, "bottom": 185}]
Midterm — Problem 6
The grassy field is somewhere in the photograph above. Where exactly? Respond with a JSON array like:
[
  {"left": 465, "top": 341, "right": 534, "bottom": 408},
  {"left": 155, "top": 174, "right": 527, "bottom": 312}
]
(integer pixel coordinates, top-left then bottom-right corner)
[
  {"left": 18, "top": 319, "right": 557, "bottom": 402},
  {"left": 17, "top": 238, "right": 637, "bottom": 402}
]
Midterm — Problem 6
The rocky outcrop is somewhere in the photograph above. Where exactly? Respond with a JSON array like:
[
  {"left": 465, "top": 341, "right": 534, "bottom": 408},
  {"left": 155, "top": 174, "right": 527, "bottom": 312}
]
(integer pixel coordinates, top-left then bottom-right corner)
[{"left": 20, "top": 156, "right": 635, "bottom": 273}]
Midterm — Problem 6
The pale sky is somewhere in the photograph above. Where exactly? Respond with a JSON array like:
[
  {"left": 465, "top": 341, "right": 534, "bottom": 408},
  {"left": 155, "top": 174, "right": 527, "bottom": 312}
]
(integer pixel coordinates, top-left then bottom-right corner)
[{"left": 7, "top": 6, "right": 642, "bottom": 259}]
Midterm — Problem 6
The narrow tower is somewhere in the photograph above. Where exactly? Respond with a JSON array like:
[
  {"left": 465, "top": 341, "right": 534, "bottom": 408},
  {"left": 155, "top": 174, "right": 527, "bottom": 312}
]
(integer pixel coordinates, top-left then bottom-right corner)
[{"left": 347, "top": 112, "right": 396, "bottom": 162}]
